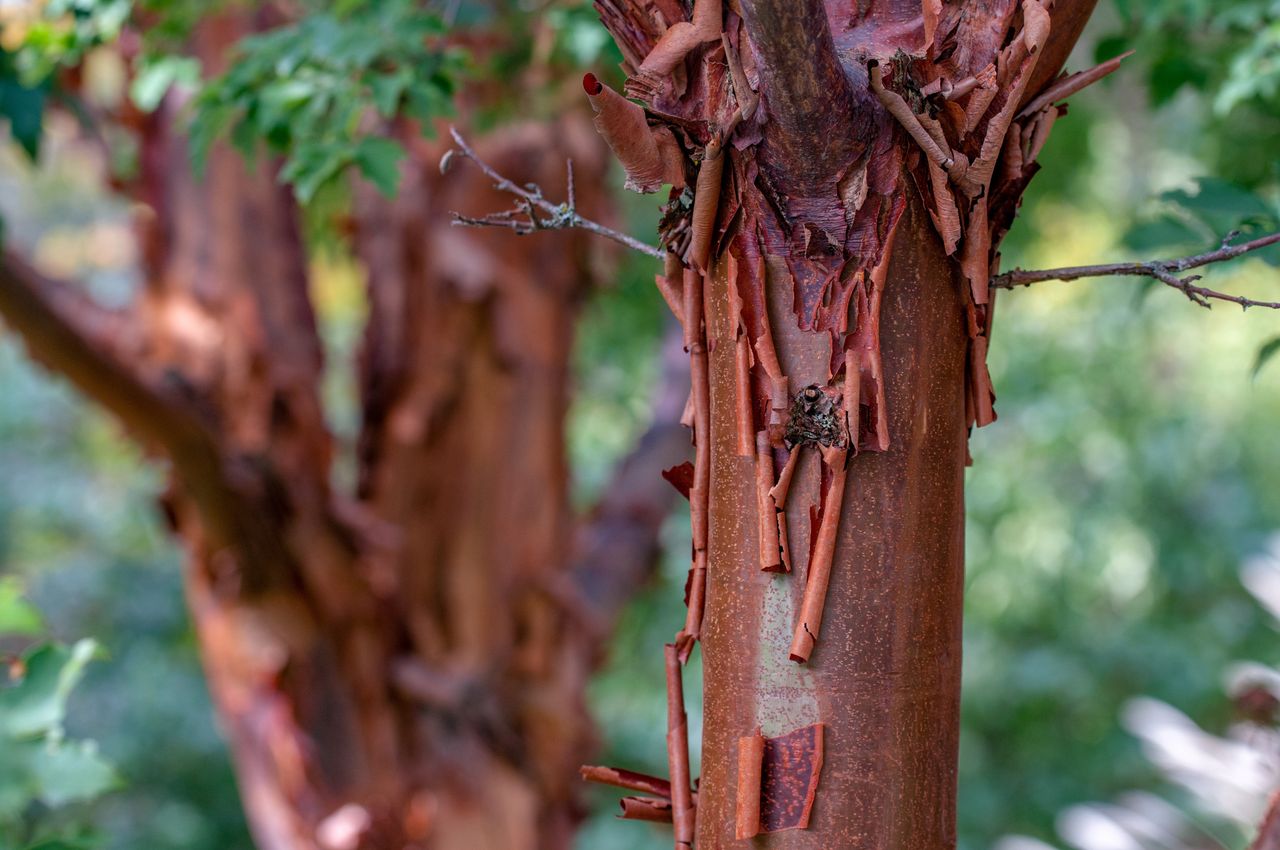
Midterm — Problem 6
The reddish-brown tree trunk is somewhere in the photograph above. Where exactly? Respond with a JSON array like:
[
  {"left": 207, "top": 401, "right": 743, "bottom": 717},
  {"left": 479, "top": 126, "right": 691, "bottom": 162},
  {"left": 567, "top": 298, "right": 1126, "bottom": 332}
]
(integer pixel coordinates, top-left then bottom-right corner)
[
  {"left": 699, "top": 190, "right": 968, "bottom": 848},
  {"left": 587, "top": 1, "right": 1100, "bottom": 847}
]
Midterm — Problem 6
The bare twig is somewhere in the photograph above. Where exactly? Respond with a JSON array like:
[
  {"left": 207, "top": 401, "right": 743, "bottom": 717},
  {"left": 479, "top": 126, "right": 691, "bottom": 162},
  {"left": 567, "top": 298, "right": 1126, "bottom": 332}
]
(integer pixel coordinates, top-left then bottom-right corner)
[
  {"left": 445, "top": 127, "right": 664, "bottom": 259},
  {"left": 991, "top": 231, "right": 1280, "bottom": 310}
]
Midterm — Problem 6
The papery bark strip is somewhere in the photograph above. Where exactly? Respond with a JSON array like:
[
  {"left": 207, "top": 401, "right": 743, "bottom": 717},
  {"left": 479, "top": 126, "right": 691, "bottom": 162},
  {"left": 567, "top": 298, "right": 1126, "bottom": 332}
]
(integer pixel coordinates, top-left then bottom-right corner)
[
  {"left": 789, "top": 445, "right": 849, "bottom": 663},
  {"left": 619, "top": 796, "right": 676, "bottom": 823},
  {"left": 729, "top": 258, "right": 755, "bottom": 457},
  {"left": 688, "top": 141, "right": 725, "bottom": 273},
  {"left": 583, "top": 74, "right": 685, "bottom": 193},
  {"left": 755, "top": 432, "right": 784, "bottom": 572},
  {"left": 679, "top": 267, "right": 710, "bottom": 657},
  {"left": 734, "top": 730, "right": 766, "bottom": 840},
  {"left": 638, "top": 0, "right": 723, "bottom": 77},
  {"left": 581, "top": 765, "right": 674, "bottom": 799},
  {"left": 665, "top": 644, "right": 696, "bottom": 848},
  {"left": 1017, "top": 50, "right": 1133, "bottom": 119}
]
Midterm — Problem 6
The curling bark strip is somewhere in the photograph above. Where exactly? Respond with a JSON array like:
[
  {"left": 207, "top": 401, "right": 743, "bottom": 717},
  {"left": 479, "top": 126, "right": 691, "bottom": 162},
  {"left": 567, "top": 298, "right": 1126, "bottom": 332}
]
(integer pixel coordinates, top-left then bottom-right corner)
[
  {"left": 583, "top": 73, "right": 685, "bottom": 193},
  {"left": 665, "top": 644, "right": 696, "bottom": 847}
]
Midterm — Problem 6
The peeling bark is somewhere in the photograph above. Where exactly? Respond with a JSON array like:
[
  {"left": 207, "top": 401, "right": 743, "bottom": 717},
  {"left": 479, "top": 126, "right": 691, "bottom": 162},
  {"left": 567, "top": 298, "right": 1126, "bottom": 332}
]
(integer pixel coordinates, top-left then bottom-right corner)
[{"left": 588, "top": 0, "right": 1100, "bottom": 846}]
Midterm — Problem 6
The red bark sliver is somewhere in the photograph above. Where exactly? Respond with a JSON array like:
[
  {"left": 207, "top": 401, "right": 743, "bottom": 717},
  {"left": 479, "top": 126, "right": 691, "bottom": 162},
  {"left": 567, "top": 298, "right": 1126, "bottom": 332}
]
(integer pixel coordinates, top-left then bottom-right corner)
[
  {"left": 922, "top": 0, "right": 943, "bottom": 51},
  {"left": 584, "top": 77, "right": 685, "bottom": 193},
  {"left": 760, "top": 724, "right": 824, "bottom": 832},
  {"left": 735, "top": 731, "right": 765, "bottom": 839},
  {"left": 679, "top": 268, "right": 710, "bottom": 656},
  {"left": 769, "top": 446, "right": 800, "bottom": 507},
  {"left": 656, "top": 252, "right": 686, "bottom": 323},
  {"left": 969, "top": 334, "right": 997, "bottom": 427},
  {"left": 844, "top": 348, "right": 861, "bottom": 443},
  {"left": 755, "top": 433, "right": 784, "bottom": 572},
  {"left": 963, "top": 64, "right": 999, "bottom": 133},
  {"left": 730, "top": 266, "right": 755, "bottom": 457},
  {"left": 581, "top": 765, "right": 673, "bottom": 799},
  {"left": 662, "top": 462, "right": 695, "bottom": 501},
  {"left": 665, "top": 644, "right": 696, "bottom": 848},
  {"left": 790, "top": 447, "right": 848, "bottom": 663},
  {"left": 688, "top": 141, "right": 724, "bottom": 273},
  {"left": 1018, "top": 50, "right": 1133, "bottom": 119},
  {"left": 619, "top": 796, "right": 674, "bottom": 823},
  {"left": 637, "top": 0, "right": 722, "bottom": 77},
  {"left": 1025, "top": 104, "right": 1059, "bottom": 164}
]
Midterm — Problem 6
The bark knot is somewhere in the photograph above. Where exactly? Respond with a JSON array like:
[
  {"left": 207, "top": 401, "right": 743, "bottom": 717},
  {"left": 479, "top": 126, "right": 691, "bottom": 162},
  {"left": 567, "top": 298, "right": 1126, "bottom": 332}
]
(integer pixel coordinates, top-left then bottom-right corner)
[{"left": 783, "top": 385, "right": 849, "bottom": 451}]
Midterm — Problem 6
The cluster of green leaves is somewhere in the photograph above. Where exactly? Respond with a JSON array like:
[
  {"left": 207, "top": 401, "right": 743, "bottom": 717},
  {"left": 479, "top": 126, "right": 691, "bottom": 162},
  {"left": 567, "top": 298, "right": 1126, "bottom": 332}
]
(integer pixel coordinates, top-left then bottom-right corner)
[
  {"left": 1123, "top": 177, "right": 1280, "bottom": 252},
  {"left": 190, "top": 0, "right": 467, "bottom": 202},
  {"left": 0, "top": 581, "right": 118, "bottom": 850},
  {"left": 1097, "top": 0, "right": 1280, "bottom": 187},
  {"left": 0, "top": 0, "right": 131, "bottom": 160},
  {"left": 1, "top": 0, "right": 469, "bottom": 205},
  {"left": 1097, "top": 0, "right": 1279, "bottom": 109}
]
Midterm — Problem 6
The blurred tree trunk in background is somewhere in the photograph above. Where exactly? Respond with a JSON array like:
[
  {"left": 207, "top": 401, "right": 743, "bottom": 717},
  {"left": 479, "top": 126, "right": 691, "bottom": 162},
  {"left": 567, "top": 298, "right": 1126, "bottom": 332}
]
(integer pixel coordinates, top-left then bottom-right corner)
[{"left": 0, "top": 14, "right": 688, "bottom": 850}]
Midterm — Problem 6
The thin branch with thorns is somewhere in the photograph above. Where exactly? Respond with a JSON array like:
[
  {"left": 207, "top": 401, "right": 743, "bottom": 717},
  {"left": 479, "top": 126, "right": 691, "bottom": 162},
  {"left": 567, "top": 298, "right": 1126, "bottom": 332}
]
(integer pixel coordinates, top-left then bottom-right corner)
[
  {"left": 991, "top": 230, "right": 1280, "bottom": 309},
  {"left": 444, "top": 127, "right": 665, "bottom": 260}
]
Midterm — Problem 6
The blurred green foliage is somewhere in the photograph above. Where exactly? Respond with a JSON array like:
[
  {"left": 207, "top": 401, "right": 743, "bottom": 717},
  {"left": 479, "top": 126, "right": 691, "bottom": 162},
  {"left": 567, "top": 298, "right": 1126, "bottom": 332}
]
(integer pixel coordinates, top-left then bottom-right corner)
[
  {"left": 0, "top": 2, "right": 1279, "bottom": 850},
  {"left": 189, "top": 1, "right": 465, "bottom": 201},
  {"left": 0, "top": 575, "right": 119, "bottom": 850}
]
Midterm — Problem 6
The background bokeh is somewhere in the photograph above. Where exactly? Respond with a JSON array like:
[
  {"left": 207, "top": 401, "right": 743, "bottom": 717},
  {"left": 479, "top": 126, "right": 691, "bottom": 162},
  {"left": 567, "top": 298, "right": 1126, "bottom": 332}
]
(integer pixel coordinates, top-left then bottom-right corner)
[{"left": 1, "top": 2, "right": 1279, "bottom": 849}]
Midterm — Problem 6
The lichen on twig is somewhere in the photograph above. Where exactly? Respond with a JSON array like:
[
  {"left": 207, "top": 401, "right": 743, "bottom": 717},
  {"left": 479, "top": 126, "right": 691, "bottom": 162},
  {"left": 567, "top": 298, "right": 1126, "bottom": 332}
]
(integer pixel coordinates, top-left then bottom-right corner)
[
  {"left": 991, "top": 230, "right": 1280, "bottom": 310},
  {"left": 444, "top": 127, "right": 665, "bottom": 260}
]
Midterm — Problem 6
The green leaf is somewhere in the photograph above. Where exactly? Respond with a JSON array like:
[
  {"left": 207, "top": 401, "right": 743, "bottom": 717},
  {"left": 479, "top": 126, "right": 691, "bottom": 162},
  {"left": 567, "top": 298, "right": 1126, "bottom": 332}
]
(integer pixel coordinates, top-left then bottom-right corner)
[
  {"left": 0, "top": 640, "right": 100, "bottom": 738},
  {"left": 1253, "top": 336, "right": 1280, "bottom": 379},
  {"left": 0, "top": 578, "right": 45, "bottom": 637},
  {"left": 282, "top": 143, "right": 353, "bottom": 204},
  {"left": 1162, "top": 177, "right": 1278, "bottom": 233},
  {"left": 368, "top": 69, "right": 411, "bottom": 118},
  {"left": 354, "top": 136, "right": 404, "bottom": 197},
  {"left": 1122, "top": 215, "right": 1206, "bottom": 253},
  {"left": 30, "top": 739, "right": 120, "bottom": 806},
  {"left": 1094, "top": 34, "right": 1132, "bottom": 65},
  {"left": 0, "top": 75, "right": 49, "bottom": 160},
  {"left": 186, "top": 0, "right": 466, "bottom": 202},
  {"left": 129, "top": 55, "right": 201, "bottom": 112}
]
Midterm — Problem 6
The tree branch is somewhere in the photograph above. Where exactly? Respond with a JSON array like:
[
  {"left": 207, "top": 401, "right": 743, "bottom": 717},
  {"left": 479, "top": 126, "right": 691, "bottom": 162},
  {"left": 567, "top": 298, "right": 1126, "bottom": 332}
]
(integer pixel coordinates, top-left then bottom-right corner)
[
  {"left": 0, "top": 251, "right": 196, "bottom": 446},
  {"left": 444, "top": 127, "right": 664, "bottom": 260},
  {"left": 737, "top": 0, "right": 857, "bottom": 187},
  {"left": 991, "top": 231, "right": 1280, "bottom": 309},
  {"left": 0, "top": 251, "right": 248, "bottom": 548}
]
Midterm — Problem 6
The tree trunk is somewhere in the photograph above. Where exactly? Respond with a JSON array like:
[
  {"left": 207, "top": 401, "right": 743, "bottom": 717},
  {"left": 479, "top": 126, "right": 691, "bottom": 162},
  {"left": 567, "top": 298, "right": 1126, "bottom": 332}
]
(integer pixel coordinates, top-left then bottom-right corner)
[
  {"left": 588, "top": 1, "right": 1099, "bottom": 847},
  {"left": 0, "top": 16, "right": 690, "bottom": 850},
  {"left": 699, "top": 189, "right": 968, "bottom": 848}
]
